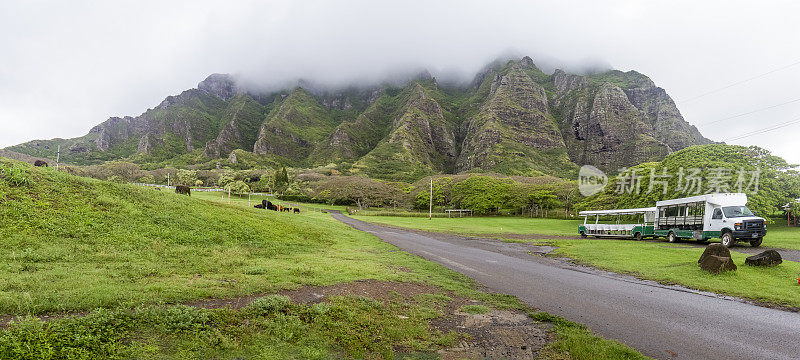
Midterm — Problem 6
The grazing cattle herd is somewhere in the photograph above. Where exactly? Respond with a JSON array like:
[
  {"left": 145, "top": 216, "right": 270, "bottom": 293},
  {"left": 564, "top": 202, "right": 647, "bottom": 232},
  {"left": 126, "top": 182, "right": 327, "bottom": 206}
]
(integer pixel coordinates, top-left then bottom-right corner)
[{"left": 254, "top": 199, "right": 300, "bottom": 214}]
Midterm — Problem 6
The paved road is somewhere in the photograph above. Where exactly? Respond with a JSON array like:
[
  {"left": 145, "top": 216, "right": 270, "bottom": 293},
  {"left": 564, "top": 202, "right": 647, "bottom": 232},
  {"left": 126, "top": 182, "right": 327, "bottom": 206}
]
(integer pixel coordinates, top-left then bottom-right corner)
[{"left": 331, "top": 212, "right": 800, "bottom": 360}]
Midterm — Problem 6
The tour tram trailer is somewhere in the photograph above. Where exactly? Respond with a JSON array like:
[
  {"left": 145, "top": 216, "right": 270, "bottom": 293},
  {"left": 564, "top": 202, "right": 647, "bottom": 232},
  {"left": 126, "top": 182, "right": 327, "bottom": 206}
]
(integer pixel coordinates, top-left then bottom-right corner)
[
  {"left": 654, "top": 193, "right": 766, "bottom": 247},
  {"left": 578, "top": 207, "right": 657, "bottom": 241}
]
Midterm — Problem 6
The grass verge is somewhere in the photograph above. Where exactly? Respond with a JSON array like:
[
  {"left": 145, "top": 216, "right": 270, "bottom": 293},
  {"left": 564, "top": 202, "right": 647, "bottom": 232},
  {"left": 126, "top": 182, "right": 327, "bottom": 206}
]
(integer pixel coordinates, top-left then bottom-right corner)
[
  {"left": 549, "top": 239, "right": 800, "bottom": 308},
  {"left": 530, "top": 312, "right": 648, "bottom": 360}
]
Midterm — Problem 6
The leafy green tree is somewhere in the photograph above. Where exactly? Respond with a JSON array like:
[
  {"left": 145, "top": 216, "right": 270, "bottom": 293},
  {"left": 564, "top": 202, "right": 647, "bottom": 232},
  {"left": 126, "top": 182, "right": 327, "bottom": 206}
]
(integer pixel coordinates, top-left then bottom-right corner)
[
  {"left": 315, "top": 176, "right": 406, "bottom": 209},
  {"left": 529, "top": 190, "right": 560, "bottom": 217},
  {"left": 218, "top": 172, "right": 235, "bottom": 188},
  {"left": 578, "top": 145, "right": 800, "bottom": 215},
  {"left": 224, "top": 180, "right": 250, "bottom": 196},
  {"left": 250, "top": 175, "right": 272, "bottom": 193},
  {"left": 509, "top": 186, "right": 561, "bottom": 217},
  {"left": 175, "top": 169, "right": 198, "bottom": 186},
  {"left": 273, "top": 166, "right": 291, "bottom": 194},
  {"left": 414, "top": 177, "right": 453, "bottom": 209},
  {"left": 105, "top": 162, "right": 141, "bottom": 181},
  {"left": 137, "top": 175, "right": 155, "bottom": 184},
  {"left": 789, "top": 201, "right": 800, "bottom": 227},
  {"left": 450, "top": 176, "right": 513, "bottom": 214},
  {"left": 275, "top": 166, "right": 289, "bottom": 187}
]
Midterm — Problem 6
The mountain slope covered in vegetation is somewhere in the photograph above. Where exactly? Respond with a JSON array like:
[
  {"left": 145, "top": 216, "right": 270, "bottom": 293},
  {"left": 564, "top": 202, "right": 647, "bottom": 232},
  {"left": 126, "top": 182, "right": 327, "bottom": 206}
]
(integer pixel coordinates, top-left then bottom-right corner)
[{"left": 6, "top": 56, "right": 712, "bottom": 181}]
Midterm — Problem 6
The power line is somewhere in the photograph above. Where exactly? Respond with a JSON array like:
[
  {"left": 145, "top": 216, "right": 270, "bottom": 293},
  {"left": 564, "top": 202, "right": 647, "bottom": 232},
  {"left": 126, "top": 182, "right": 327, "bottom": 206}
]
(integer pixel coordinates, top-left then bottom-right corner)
[
  {"left": 724, "top": 116, "right": 800, "bottom": 142},
  {"left": 680, "top": 59, "right": 800, "bottom": 103},
  {"left": 699, "top": 97, "right": 800, "bottom": 126}
]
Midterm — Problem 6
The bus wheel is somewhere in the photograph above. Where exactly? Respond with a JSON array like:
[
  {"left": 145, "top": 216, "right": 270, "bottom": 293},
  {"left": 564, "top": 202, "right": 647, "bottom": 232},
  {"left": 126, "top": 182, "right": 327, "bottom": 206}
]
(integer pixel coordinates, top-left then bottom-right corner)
[
  {"left": 750, "top": 237, "right": 763, "bottom": 247},
  {"left": 634, "top": 232, "right": 643, "bottom": 241},
  {"left": 667, "top": 232, "right": 677, "bottom": 243},
  {"left": 721, "top": 232, "right": 735, "bottom": 248},
  {"left": 580, "top": 231, "right": 587, "bottom": 238}
]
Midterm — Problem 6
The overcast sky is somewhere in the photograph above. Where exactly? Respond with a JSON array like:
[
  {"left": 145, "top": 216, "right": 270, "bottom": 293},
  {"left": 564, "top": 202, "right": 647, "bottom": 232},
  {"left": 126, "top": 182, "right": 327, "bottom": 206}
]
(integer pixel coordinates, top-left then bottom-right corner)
[{"left": 1, "top": 0, "right": 799, "bottom": 164}]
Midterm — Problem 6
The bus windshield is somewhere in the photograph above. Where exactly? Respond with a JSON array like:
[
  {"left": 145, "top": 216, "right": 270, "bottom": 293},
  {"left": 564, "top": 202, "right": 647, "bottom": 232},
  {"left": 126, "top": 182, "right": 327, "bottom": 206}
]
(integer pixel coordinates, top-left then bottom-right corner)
[{"left": 722, "top": 206, "right": 754, "bottom": 218}]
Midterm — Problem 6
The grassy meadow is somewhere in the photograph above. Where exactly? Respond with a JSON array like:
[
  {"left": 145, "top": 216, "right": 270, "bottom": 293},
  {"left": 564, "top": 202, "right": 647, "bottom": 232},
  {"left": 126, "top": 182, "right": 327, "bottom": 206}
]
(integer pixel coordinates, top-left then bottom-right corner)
[
  {"left": 760, "top": 218, "right": 800, "bottom": 250},
  {"left": 0, "top": 159, "right": 648, "bottom": 359},
  {"left": 351, "top": 215, "right": 582, "bottom": 236}
]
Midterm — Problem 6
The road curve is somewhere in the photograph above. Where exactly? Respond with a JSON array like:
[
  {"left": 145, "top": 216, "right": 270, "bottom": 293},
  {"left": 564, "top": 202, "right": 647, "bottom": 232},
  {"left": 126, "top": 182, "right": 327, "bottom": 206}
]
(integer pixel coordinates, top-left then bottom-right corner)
[{"left": 330, "top": 212, "right": 800, "bottom": 360}]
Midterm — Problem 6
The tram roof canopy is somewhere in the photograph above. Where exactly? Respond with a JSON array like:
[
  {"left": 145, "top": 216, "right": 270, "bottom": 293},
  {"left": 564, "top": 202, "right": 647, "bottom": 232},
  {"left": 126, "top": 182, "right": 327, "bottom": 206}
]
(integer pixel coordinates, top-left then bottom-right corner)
[{"left": 579, "top": 207, "right": 657, "bottom": 216}]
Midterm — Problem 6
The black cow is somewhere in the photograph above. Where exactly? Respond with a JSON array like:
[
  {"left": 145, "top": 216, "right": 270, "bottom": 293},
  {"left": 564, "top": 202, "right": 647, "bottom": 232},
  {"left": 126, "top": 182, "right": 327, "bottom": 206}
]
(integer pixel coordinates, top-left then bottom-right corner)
[
  {"left": 34, "top": 160, "right": 48, "bottom": 167},
  {"left": 266, "top": 201, "right": 278, "bottom": 211},
  {"left": 175, "top": 185, "right": 191, "bottom": 196},
  {"left": 293, "top": 208, "right": 300, "bottom": 214}
]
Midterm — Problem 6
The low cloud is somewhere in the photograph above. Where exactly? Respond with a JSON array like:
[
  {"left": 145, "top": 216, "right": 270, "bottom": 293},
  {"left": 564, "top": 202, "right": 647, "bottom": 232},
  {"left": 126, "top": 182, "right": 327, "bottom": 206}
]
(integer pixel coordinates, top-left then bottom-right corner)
[{"left": 1, "top": 0, "right": 799, "bottom": 163}]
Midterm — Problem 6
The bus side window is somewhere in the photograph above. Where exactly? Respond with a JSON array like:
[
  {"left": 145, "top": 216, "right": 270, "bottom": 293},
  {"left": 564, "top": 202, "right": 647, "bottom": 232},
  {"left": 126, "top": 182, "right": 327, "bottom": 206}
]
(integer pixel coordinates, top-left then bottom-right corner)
[{"left": 712, "top": 208, "right": 722, "bottom": 220}]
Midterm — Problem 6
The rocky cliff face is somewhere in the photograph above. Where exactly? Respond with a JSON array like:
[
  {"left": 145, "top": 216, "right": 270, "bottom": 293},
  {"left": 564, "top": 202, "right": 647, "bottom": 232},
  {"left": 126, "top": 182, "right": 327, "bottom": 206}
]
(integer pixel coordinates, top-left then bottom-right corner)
[
  {"left": 252, "top": 88, "right": 339, "bottom": 160},
  {"left": 551, "top": 69, "right": 711, "bottom": 172},
  {"left": 6, "top": 57, "right": 712, "bottom": 180},
  {"left": 353, "top": 82, "right": 458, "bottom": 181},
  {"left": 457, "top": 59, "right": 575, "bottom": 177},
  {"left": 203, "top": 95, "right": 265, "bottom": 158}
]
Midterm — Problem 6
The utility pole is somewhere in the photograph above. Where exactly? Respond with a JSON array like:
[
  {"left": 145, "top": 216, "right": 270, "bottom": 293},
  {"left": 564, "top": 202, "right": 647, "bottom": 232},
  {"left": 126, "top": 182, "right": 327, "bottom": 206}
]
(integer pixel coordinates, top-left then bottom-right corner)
[
  {"left": 429, "top": 178, "right": 433, "bottom": 220},
  {"left": 167, "top": 173, "right": 170, "bottom": 187},
  {"left": 55, "top": 145, "right": 60, "bottom": 171}
]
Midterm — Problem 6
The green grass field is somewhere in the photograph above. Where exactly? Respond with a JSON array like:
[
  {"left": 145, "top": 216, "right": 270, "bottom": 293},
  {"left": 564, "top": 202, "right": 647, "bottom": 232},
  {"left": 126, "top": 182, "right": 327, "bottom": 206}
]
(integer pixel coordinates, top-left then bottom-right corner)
[
  {"left": 761, "top": 218, "right": 800, "bottom": 250},
  {"left": 0, "top": 159, "right": 648, "bottom": 359},
  {"left": 352, "top": 215, "right": 582, "bottom": 236},
  {"left": 190, "top": 191, "right": 350, "bottom": 213}
]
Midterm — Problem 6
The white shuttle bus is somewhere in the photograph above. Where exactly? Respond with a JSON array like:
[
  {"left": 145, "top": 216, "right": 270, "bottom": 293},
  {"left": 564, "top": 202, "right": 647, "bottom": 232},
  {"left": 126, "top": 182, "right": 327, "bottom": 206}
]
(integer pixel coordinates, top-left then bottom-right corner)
[{"left": 654, "top": 193, "right": 766, "bottom": 247}]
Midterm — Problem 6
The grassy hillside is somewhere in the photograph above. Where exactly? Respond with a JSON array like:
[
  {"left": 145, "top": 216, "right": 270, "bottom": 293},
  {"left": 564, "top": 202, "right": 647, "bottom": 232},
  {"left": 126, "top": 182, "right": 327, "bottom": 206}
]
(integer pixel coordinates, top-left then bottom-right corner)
[
  {"left": 0, "top": 158, "right": 648, "bottom": 359},
  {"left": 0, "top": 157, "right": 461, "bottom": 314}
]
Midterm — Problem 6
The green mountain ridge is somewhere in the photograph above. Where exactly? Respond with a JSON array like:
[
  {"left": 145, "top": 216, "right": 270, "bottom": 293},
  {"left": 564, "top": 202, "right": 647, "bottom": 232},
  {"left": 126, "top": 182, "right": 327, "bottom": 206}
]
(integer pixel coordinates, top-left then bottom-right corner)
[{"left": 5, "top": 56, "right": 713, "bottom": 181}]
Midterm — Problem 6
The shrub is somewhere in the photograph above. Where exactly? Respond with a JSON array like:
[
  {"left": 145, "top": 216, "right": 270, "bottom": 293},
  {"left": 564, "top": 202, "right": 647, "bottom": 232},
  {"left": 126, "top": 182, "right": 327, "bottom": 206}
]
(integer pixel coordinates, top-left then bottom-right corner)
[
  {"left": 137, "top": 175, "right": 155, "bottom": 184},
  {"left": 175, "top": 169, "right": 198, "bottom": 186},
  {"left": 244, "top": 295, "right": 293, "bottom": 316}
]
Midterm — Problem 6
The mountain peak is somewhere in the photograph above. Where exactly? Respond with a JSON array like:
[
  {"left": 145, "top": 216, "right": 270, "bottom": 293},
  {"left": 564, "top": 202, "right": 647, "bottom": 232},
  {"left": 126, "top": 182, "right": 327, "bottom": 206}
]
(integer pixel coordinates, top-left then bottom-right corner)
[
  {"left": 198, "top": 73, "right": 239, "bottom": 101},
  {"left": 519, "top": 56, "right": 535, "bottom": 67}
]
